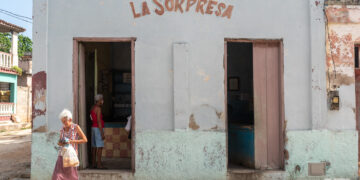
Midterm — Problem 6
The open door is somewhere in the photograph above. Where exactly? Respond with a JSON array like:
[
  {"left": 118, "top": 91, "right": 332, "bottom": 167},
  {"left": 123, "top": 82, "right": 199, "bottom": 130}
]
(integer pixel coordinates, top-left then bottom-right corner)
[
  {"left": 226, "top": 40, "right": 283, "bottom": 171},
  {"left": 354, "top": 46, "right": 360, "bottom": 175},
  {"left": 78, "top": 43, "right": 88, "bottom": 169},
  {"left": 253, "top": 42, "right": 281, "bottom": 170},
  {"left": 74, "top": 38, "right": 136, "bottom": 171}
]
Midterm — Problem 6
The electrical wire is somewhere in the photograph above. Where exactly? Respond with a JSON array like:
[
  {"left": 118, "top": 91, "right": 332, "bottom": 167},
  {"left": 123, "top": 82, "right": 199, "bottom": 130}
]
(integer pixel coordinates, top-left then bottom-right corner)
[
  {"left": 0, "top": 10, "right": 32, "bottom": 23},
  {"left": 0, "top": 9, "right": 32, "bottom": 20}
]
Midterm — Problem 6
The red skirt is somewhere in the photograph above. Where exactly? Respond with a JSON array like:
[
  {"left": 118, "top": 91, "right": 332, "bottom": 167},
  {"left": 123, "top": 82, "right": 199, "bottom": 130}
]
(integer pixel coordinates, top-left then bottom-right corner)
[{"left": 52, "top": 156, "right": 78, "bottom": 180}]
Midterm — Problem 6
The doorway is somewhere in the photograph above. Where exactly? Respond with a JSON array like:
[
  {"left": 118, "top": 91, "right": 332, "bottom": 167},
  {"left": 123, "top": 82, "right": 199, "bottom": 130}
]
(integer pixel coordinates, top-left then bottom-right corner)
[
  {"left": 73, "top": 38, "right": 135, "bottom": 171},
  {"left": 354, "top": 45, "right": 360, "bottom": 175},
  {"left": 226, "top": 40, "right": 284, "bottom": 170}
]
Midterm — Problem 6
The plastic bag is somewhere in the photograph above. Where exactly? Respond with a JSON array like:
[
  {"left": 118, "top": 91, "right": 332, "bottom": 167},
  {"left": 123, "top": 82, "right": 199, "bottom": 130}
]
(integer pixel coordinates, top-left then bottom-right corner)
[
  {"left": 125, "top": 115, "right": 131, "bottom": 132},
  {"left": 60, "top": 138, "right": 79, "bottom": 167}
]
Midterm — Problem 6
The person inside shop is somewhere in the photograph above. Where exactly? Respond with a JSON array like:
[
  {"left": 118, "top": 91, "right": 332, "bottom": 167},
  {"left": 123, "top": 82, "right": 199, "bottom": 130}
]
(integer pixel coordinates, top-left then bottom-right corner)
[{"left": 90, "top": 94, "right": 106, "bottom": 169}]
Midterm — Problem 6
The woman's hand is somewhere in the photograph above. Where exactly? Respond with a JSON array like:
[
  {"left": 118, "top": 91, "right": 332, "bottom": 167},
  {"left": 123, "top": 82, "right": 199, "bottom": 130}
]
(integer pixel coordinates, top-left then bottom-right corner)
[{"left": 101, "top": 131, "right": 105, "bottom": 140}]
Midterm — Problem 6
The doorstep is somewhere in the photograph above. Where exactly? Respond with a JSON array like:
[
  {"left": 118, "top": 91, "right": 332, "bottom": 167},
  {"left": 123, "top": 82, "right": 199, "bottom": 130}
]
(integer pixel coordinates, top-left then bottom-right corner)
[
  {"left": 79, "top": 169, "right": 134, "bottom": 180},
  {"left": 227, "top": 167, "right": 287, "bottom": 180}
]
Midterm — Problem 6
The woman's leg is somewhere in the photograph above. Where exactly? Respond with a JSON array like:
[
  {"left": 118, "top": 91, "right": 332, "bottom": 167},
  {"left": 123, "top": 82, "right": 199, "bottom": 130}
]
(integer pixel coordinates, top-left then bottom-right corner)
[
  {"left": 96, "top": 147, "right": 103, "bottom": 168},
  {"left": 91, "top": 147, "right": 96, "bottom": 168}
]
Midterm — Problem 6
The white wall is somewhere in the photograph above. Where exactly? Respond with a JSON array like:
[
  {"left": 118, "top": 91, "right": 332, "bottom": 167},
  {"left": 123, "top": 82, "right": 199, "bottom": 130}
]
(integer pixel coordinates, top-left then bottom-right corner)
[{"left": 36, "top": 0, "right": 317, "bottom": 131}]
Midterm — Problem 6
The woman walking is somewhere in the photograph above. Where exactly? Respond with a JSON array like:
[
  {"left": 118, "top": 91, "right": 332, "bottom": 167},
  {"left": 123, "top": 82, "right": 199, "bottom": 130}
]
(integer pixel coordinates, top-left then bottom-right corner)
[
  {"left": 52, "top": 109, "right": 88, "bottom": 180},
  {"left": 90, "top": 94, "right": 106, "bottom": 169}
]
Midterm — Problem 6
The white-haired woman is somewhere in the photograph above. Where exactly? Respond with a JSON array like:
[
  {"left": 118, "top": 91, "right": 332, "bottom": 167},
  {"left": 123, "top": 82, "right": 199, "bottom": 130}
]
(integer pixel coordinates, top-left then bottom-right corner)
[
  {"left": 52, "top": 109, "right": 87, "bottom": 180},
  {"left": 90, "top": 94, "right": 106, "bottom": 169}
]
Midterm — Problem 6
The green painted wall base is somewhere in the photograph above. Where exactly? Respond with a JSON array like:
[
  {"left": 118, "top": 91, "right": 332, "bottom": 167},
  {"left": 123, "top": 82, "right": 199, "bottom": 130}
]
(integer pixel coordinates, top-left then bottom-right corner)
[
  {"left": 285, "top": 130, "right": 358, "bottom": 179},
  {"left": 135, "top": 130, "right": 227, "bottom": 180},
  {"left": 30, "top": 130, "right": 358, "bottom": 180},
  {"left": 31, "top": 132, "right": 60, "bottom": 180}
]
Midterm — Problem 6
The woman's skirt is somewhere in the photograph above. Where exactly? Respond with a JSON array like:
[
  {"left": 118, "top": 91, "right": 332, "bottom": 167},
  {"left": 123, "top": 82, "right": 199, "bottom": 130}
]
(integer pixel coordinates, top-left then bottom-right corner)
[{"left": 52, "top": 156, "right": 78, "bottom": 180}]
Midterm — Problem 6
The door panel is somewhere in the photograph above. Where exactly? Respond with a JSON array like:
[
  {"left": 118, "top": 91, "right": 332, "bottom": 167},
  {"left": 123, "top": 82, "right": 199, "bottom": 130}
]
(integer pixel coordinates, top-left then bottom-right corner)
[
  {"left": 78, "top": 43, "right": 88, "bottom": 169},
  {"left": 253, "top": 43, "right": 268, "bottom": 169},
  {"left": 356, "top": 68, "right": 360, "bottom": 130},
  {"left": 253, "top": 42, "right": 281, "bottom": 169},
  {"left": 266, "top": 43, "right": 281, "bottom": 169},
  {"left": 355, "top": 68, "right": 360, "bottom": 163}
]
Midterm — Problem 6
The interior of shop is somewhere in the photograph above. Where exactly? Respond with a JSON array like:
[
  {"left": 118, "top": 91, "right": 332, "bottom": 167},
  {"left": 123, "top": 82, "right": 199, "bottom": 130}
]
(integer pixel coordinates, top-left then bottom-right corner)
[
  {"left": 84, "top": 42, "right": 132, "bottom": 169},
  {"left": 227, "top": 42, "right": 255, "bottom": 169}
]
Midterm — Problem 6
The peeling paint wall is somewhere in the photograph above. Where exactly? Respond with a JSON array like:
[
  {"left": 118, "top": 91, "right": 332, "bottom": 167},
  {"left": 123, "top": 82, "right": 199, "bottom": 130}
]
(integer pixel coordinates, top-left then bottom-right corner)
[
  {"left": 31, "top": 132, "right": 59, "bottom": 180},
  {"left": 32, "top": 71, "right": 46, "bottom": 124},
  {"left": 285, "top": 130, "right": 358, "bottom": 179},
  {"left": 135, "top": 131, "right": 226, "bottom": 180},
  {"left": 325, "top": 5, "right": 360, "bottom": 130},
  {"left": 31, "top": 0, "right": 358, "bottom": 179}
]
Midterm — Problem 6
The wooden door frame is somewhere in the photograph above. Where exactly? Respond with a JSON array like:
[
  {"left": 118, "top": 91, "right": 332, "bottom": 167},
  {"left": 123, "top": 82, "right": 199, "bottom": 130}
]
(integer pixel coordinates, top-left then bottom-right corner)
[
  {"left": 354, "top": 44, "right": 360, "bottom": 166},
  {"left": 354, "top": 44, "right": 360, "bottom": 131},
  {"left": 73, "top": 37, "right": 137, "bottom": 172},
  {"left": 224, "top": 38, "right": 285, "bottom": 170}
]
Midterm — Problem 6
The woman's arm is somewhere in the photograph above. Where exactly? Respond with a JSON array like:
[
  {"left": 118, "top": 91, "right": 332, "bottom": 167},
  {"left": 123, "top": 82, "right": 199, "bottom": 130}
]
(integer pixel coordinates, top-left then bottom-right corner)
[
  {"left": 70, "top": 125, "right": 88, "bottom": 144},
  {"left": 96, "top": 107, "right": 105, "bottom": 140}
]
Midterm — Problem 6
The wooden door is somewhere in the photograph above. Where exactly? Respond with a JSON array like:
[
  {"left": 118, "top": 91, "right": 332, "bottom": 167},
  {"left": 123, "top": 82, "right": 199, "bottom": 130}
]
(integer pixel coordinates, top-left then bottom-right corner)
[
  {"left": 78, "top": 43, "right": 88, "bottom": 169},
  {"left": 253, "top": 42, "right": 281, "bottom": 170}
]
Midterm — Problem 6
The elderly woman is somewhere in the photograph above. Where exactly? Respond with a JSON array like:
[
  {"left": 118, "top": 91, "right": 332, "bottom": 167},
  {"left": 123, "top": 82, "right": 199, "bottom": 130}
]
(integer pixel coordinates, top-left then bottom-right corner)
[
  {"left": 52, "top": 109, "right": 87, "bottom": 180},
  {"left": 90, "top": 94, "right": 106, "bottom": 169}
]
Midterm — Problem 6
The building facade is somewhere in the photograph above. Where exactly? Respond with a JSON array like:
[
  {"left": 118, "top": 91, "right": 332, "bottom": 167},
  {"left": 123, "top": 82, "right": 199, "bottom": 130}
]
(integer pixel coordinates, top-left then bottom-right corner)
[
  {"left": 0, "top": 20, "right": 24, "bottom": 123},
  {"left": 31, "top": 0, "right": 358, "bottom": 179},
  {"left": 17, "top": 52, "right": 32, "bottom": 123}
]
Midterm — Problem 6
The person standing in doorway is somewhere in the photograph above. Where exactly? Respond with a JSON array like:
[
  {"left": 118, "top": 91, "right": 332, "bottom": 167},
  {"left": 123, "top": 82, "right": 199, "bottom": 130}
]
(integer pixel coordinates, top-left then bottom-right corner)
[{"left": 90, "top": 94, "right": 106, "bottom": 169}]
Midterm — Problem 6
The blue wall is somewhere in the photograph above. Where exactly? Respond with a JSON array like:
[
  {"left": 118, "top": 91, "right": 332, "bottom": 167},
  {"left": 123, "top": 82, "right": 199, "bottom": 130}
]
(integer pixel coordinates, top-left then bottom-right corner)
[{"left": 0, "top": 72, "right": 17, "bottom": 103}]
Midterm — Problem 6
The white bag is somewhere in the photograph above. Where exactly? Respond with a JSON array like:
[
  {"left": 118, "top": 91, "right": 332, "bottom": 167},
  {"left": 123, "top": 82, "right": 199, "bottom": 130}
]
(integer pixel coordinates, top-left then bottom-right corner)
[
  {"left": 125, "top": 115, "right": 131, "bottom": 132},
  {"left": 61, "top": 145, "right": 79, "bottom": 167}
]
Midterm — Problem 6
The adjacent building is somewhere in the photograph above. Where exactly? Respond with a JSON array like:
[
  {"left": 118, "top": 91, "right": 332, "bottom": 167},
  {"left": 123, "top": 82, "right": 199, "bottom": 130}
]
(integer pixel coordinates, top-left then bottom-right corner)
[
  {"left": 0, "top": 20, "right": 24, "bottom": 123},
  {"left": 31, "top": 0, "right": 359, "bottom": 179},
  {"left": 17, "top": 52, "right": 32, "bottom": 123}
]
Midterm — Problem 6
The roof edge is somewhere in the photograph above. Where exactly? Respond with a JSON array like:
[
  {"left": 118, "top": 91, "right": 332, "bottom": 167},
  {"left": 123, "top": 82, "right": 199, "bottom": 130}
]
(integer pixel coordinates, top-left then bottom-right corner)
[{"left": 0, "top": 19, "right": 26, "bottom": 33}]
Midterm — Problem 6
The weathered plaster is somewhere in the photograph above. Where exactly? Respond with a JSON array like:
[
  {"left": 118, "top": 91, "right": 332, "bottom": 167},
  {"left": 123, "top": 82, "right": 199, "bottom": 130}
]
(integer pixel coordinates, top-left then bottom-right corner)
[
  {"left": 32, "top": 71, "right": 47, "bottom": 132},
  {"left": 31, "top": 0, "right": 358, "bottom": 179},
  {"left": 32, "top": 0, "right": 48, "bottom": 132},
  {"left": 31, "top": 132, "right": 59, "bottom": 180},
  {"left": 135, "top": 131, "right": 226, "bottom": 180},
  {"left": 326, "top": 5, "right": 360, "bottom": 24},
  {"left": 309, "top": 0, "right": 328, "bottom": 130},
  {"left": 40, "top": 0, "right": 313, "bottom": 131},
  {"left": 285, "top": 130, "right": 358, "bottom": 179},
  {"left": 325, "top": 7, "right": 360, "bottom": 130}
]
